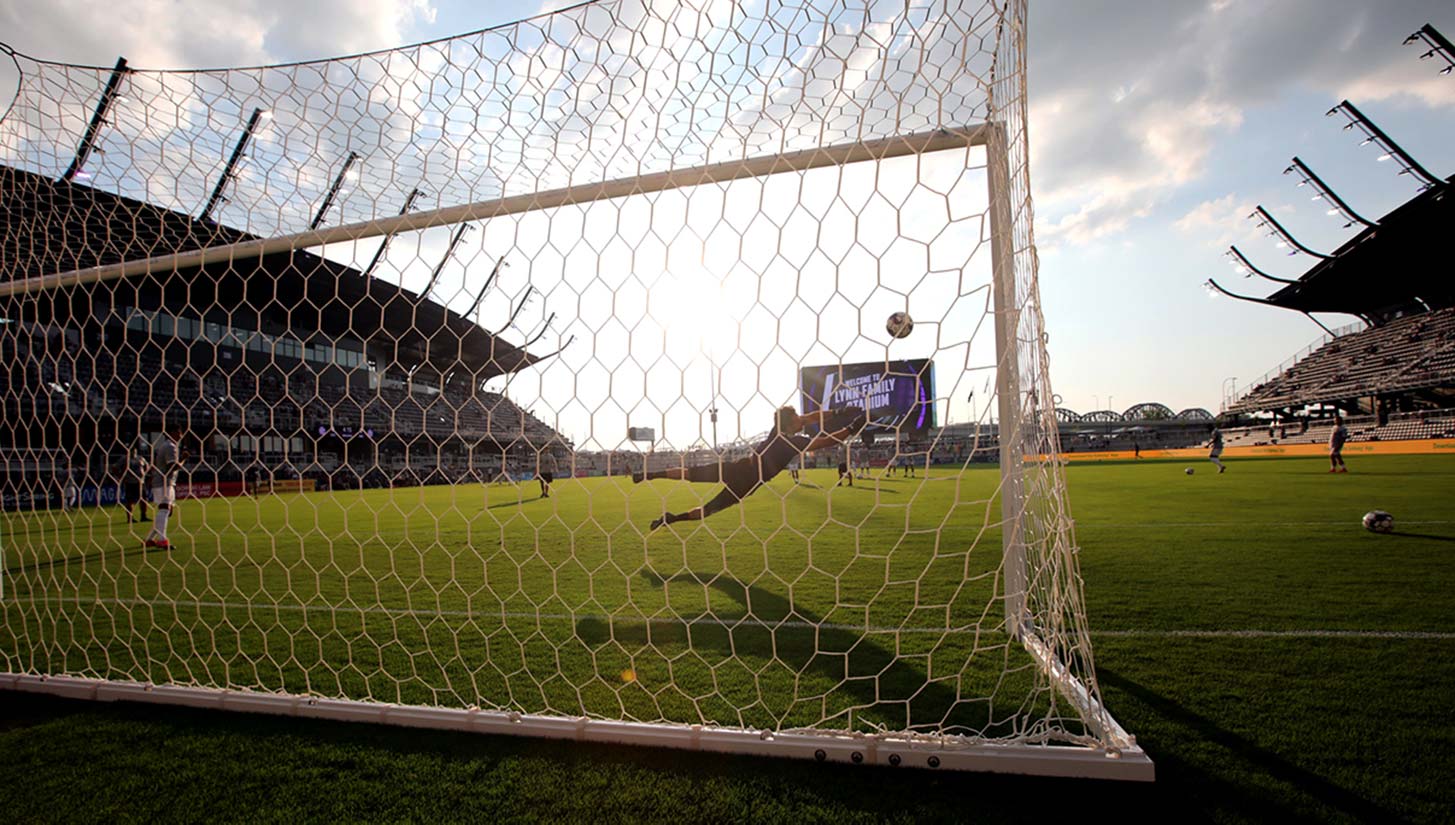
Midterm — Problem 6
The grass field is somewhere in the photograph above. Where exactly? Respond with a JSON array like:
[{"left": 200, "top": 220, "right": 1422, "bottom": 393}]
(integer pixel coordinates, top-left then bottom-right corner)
[{"left": 2, "top": 453, "right": 1453, "bottom": 822}]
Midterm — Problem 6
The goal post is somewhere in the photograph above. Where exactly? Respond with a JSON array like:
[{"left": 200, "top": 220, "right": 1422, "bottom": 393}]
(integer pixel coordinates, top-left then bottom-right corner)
[{"left": 0, "top": 0, "right": 1151, "bottom": 780}]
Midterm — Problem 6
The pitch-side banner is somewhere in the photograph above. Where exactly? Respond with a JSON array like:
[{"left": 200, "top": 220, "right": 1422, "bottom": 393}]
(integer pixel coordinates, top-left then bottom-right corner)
[{"left": 799, "top": 359, "right": 936, "bottom": 434}]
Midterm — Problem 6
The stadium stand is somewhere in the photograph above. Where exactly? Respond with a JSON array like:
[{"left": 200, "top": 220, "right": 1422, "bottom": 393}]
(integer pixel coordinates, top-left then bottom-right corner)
[
  {"left": 1230, "top": 308, "right": 1455, "bottom": 412},
  {"left": 0, "top": 165, "right": 573, "bottom": 504},
  {"left": 1214, "top": 143, "right": 1455, "bottom": 423}
]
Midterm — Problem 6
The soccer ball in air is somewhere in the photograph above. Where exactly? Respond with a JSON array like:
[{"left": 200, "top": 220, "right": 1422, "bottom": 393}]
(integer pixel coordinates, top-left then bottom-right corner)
[
  {"left": 1362, "top": 510, "right": 1394, "bottom": 534},
  {"left": 1184, "top": 468, "right": 1194, "bottom": 475},
  {"left": 886, "top": 311, "right": 914, "bottom": 339}
]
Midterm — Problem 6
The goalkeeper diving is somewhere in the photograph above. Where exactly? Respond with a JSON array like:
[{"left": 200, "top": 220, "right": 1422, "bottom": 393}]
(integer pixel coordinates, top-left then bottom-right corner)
[{"left": 635, "top": 406, "right": 865, "bottom": 530}]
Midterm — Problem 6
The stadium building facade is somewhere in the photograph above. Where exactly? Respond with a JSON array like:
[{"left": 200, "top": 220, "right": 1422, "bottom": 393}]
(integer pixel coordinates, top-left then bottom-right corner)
[{"left": 0, "top": 165, "right": 569, "bottom": 508}]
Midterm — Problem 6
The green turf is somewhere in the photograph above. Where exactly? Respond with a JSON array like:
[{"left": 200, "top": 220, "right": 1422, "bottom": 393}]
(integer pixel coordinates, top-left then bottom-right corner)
[
  {"left": 2, "top": 454, "right": 1453, "bottom": 822},
  {"left": 0, "top": 466, "right": 1047, "bottom": 738}
]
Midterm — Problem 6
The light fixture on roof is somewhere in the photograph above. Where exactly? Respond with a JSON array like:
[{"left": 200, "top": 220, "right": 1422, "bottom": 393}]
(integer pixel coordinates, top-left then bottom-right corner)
[
  {"left": 1404, "top": 23, "right": 1455, "bottom": 76},
  {"left": 1225, "top": 245, "right": 1297, "bottom": 284},
  {"left": 1282, "top": 157, "right": 1377, "bottom": 229},
  {"left": 310, "top": 151, "right": 363, "bottom": 230},
  {"left": 1325, "top": 100, "right": 1443, "bottom": 191},
  {"left": 200, "top": 107, "right": 270, "bottom": 224},
  {"left": 1248, "top": 205, "right": 1332, "bottom": 260},
  {"left": 61, "top": 56, "right": 131, "bottom": 183}
]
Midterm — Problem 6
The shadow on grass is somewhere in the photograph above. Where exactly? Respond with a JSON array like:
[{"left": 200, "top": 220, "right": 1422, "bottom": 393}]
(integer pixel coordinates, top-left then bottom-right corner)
[
  {"left": 2, "top": 512, "right": 136, "bottom": 541},
  {"left": 575, "top": 569, "right": 1027, "bottom": 739},
  {"left": 482, "top": 498, "right": 534, "bottom": 511},
  {"left": 3, "top": 542, "right": 172, "bottom": 579},
  {"left": 1098, "top": 668, "right": 1400, "bottom": 823},
  {"left": 0, "top": 692, "right": 1167, "bottom": 823},
  {"left": 1391, "top": 531, "right": 1455, "bottom": 543}
]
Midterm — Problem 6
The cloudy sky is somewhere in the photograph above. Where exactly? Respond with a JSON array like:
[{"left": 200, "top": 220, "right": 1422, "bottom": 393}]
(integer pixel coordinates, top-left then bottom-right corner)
[{"left": 1, "top": 0, "right": 1452, "bottom": 429}]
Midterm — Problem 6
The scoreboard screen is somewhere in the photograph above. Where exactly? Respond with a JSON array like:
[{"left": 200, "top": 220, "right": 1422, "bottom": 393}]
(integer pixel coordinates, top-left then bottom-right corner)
[{"left": 798, "top": 359, "right": 935, "bottom": 434}]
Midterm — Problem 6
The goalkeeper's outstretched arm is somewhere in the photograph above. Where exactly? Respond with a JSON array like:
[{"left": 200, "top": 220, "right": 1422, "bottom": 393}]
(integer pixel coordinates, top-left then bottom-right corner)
[{"left": 803, "top": 410, "right": 865, "bottom": 452}]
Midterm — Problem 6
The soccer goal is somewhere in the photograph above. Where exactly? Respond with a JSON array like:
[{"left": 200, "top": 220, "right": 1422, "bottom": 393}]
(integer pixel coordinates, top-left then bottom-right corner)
[{"left": 0, "top": 0, "right": 1150, "bottom": 779}]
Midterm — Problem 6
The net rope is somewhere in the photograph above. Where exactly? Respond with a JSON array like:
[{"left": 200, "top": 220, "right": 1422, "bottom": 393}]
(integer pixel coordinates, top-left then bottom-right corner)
[{"left": 0, "top": 0, "right": 1120, "bottom": 757}]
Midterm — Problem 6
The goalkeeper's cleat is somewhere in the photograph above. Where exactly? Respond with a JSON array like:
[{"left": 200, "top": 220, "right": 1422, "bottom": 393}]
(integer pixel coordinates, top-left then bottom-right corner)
[{"left": 632, "top": 471, "right": 645, "bottom": 484}]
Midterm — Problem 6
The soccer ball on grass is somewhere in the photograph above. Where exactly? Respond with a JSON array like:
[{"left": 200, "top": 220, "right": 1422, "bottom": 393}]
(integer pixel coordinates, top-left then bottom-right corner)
[
  {"left": 1362, "top": 510, "right": 1394, "bottom": 534},
  {"left": 1184, "top": 468, "right": 1194, "bottom": 475},
  {"left": 886, "top": 311, "right": 914, "bottom": 339}
]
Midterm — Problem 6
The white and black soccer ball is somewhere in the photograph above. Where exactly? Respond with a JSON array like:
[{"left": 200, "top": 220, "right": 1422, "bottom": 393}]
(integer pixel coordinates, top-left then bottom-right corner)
[
  {"left": 886, "top": 311, "right": 914, "bottom": 339},
  {"left": 1184, "top": 468, "right": 1194, "bottom": 475},
  {"left": 1362, "top": 510, "right": 1394, "bottom": 534}
]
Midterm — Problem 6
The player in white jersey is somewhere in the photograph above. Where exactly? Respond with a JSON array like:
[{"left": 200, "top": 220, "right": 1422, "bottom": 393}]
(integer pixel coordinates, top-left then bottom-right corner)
[
  {"left": 61, "top": 473, "right": 80, "bottom": 511},
  {"left": 144, "top": 422, "right": 188, "bottom": 549}
]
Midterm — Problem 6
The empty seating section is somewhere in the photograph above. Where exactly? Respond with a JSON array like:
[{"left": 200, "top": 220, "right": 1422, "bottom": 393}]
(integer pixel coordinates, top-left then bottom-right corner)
[
  {"left": 1219, "top": 409, "right": 1455, "bottom": 447},
  {"left": 1233, "top": 308, "right": 1455, "bottom": 411}
]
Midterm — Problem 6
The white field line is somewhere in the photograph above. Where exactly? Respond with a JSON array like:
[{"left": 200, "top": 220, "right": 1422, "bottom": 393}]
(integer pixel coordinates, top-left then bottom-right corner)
[
  {"left": 1093, "top": 629, "right": 1455, "bottom": 640},
  {"left": 1075, "top": 520, "right": 1454, "bottom": 529},
  {"left": 10, "top": 594, "right": 1455, "bottom": 640}
]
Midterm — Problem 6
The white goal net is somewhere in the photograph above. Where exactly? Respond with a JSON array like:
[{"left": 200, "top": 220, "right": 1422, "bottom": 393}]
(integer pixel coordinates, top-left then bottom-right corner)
[{"left": 0, "top": 0, "right": 1148, "bottom": 778}]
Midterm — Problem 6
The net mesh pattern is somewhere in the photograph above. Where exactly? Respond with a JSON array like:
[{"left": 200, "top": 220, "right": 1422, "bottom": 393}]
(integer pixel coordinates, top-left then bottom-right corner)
[{"left": 0, "top": 0, "right": 1115, "bottom": 756}]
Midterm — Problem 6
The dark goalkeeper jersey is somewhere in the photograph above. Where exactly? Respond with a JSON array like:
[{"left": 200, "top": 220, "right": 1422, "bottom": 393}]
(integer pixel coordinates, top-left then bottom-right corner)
[{"left": 742, "top": 430, "right": 812, "bottom": 487}]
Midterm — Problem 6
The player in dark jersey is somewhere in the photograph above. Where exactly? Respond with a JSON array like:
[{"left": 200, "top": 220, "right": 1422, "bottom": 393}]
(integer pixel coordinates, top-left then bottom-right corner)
[{"left": 636, "top": 406, "right": 863, "bottom": 530}]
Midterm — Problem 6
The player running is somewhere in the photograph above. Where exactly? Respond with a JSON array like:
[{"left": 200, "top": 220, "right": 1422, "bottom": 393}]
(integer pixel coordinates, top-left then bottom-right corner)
[
  {"left": 1207, "top": 426, "right": 1226, "bottom": 474},
  {"left": 636, "top": 406, "right": 863, "bottom": 529},
  {"left": 143, "top": 422, "right": 188, "bottom": 549},
  {"left": 1329, "top": 414, "right": 1349, "bottom": 473}
]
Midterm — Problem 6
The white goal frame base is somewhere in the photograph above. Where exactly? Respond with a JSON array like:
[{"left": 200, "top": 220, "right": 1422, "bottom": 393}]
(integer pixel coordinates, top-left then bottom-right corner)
[{"left": 1, "top": 672, "right": 1153, "bottom": 781}]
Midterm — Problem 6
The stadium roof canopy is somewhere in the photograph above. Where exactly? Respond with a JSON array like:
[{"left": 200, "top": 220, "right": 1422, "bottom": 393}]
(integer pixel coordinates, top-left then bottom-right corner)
[
  {"left": 1216, "top": 176, "right": 1454, "bottom": 325},
  {"left": 0, "top": 165, "right": 552, "bottom": 379}
]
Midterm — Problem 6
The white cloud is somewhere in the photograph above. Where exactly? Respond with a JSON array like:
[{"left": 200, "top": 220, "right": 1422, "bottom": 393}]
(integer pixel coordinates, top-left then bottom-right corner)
[
  {"left": 0, "top": 0, "right": 438, "bottom": 68},
  {"left": 1174, "top": 193, "right": 1255, "bottom": 249},
  {"left": 1027, "top": 0, "right": 1454, "bottom": 249}
]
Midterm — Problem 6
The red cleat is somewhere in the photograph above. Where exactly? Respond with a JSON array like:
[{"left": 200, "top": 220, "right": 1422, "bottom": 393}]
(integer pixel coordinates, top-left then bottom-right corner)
[{"left": 143, "top": 538, "right": 158, "bottom": 548}]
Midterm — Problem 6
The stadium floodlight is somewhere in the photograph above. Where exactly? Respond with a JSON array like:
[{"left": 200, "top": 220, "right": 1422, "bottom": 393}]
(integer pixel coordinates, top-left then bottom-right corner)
[
  {"left": 1325, "top": 100, "right": 1443, "bottom": 190},
  {"left": 0, "top": 0, "right": 1152, "bottom": 781},
  {"left": 200, "top": 107, "right": 268, "bottom": 224},
  {"left": 1248, "top": 206, "right": 1331, "bottom": 259},
  {"left": 1282, "top": 157, "right": 1376, "bottom": 230},
  {"left": 465, "top": 256, "right": 508, "bottom": 317},
  {"left": 310, "top": 151, "right": 362, "bottom": 229},
  {"left": 419, "top": 223, "right": 475, "bottom": 301},
  {"left": 363, "top": 188, "right": 428, "bottom": 278},
  {"left": 1206, "top": 277, "right": 1273, "bottom": 305},
  {"left": 497, "top": 284, "right": 536, "bottom": 335},
  {"left": 61, "top": 56, "right": 130, "bottom": 183},
  {"left": 1226, "top": 246, "right": 1297, "bottom": 283},
  {"left": 1405, "top": 23, "right": 1455, "bottom": 75}
]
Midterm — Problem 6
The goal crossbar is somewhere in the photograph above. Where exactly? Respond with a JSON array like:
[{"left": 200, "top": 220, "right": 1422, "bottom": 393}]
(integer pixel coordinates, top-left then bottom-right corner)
[{"left": 0, "top": 125, "right": 988, "bottom": 299}]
